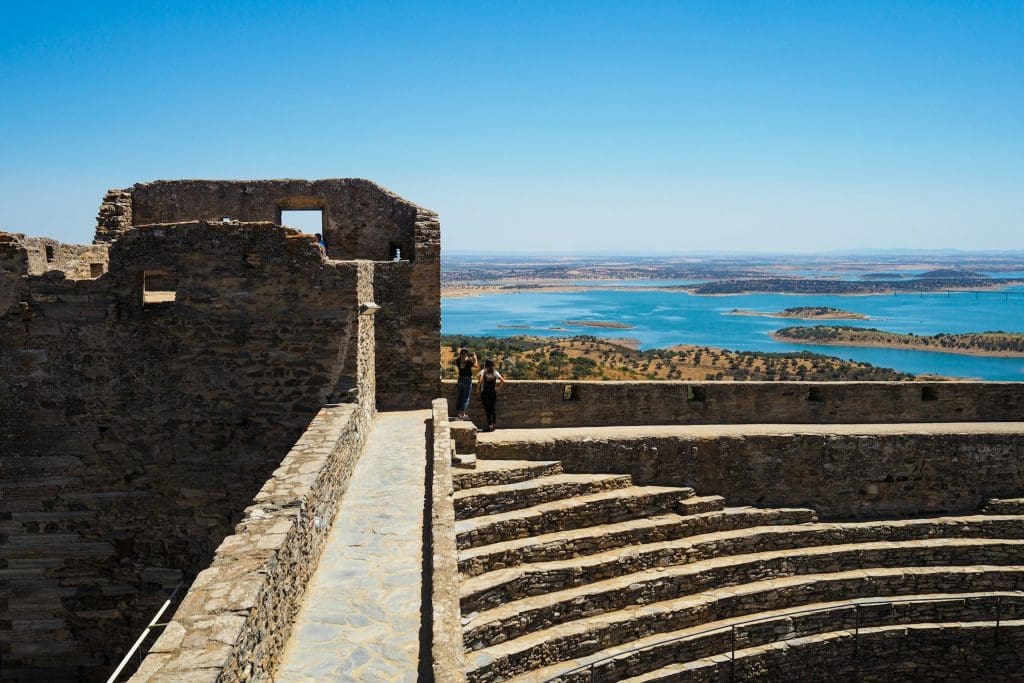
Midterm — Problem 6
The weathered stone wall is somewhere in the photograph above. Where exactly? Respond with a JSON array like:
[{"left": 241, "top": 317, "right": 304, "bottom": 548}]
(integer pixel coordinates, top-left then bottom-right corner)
[
  {"left": 5, "top": 233, "right": 109, "bottom": 278},
  {"left": 479, "top": 427, "right": 1024, "bottom": 518},
  {"left": 429, "top": 399, "right": 467, "bottom": 683},
  {"left": 100, "top": 179, "right": 441, "bottom": 408},
  {"left": 1, "top": 224, "right": 374, "bottom": 681},
  {"left": 445, "top": 379, "right": 1024, "bottom": 427},
  {"left": 130, "top": 402, "right": 373, "bottom": 682}
]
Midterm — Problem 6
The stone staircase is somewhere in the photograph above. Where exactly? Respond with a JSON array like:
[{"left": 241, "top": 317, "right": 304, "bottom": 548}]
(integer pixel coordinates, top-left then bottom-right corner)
[{"left": 451, "top": 457, "right": 1024, "bottom": 682}]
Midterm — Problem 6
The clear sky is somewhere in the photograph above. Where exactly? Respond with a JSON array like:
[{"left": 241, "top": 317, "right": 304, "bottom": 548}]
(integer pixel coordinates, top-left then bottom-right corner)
[{"left": 1, "top": 1, "right": 1021, "bottom": 252}]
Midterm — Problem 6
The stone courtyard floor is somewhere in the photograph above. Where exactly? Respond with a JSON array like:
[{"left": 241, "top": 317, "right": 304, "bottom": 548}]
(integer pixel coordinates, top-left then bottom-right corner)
[{"left": 276, "top": 409, "right": 430, "bottom": 682}]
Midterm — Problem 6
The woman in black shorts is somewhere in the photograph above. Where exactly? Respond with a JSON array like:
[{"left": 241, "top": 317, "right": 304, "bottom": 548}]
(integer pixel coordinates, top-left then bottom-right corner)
[{"left": 476, "top": 359, "right": 505, "bottom": 432}]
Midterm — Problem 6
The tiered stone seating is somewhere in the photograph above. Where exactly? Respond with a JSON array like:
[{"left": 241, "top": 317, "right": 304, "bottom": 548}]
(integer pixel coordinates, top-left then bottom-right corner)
[{"left": 453, "top": 459, "right": 1024, "bottom": 682}]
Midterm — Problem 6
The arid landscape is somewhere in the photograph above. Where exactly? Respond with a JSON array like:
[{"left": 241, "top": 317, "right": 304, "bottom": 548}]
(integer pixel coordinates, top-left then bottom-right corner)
[{"left": 441, "top": 335, "right": 915, "bottom": 382}]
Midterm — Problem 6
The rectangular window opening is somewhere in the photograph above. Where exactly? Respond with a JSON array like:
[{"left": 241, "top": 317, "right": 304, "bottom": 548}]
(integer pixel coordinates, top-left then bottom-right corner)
[
  {"left": 806, "top": 387, "right": 825, "bottom": 402},
  {"left": 921, "top": 386, "right": 939, "bottom": 402},
  {"left": 562, "top": 384, "right": 579, "bottom": 401},
  {"left": 687, "top": 385, "right": 706, "bottom": 402},
  {"left": 45, "top": 245, "right": 55, "bottom": 262},
  {"left": 143, "top": 270, "right": 177, "bottom": 307},
  {"left": 280, "top": 210, "right": 325, "bottom": 235},
  {"left": 389, "top": 241, "right": 403, "bottom": 261},
  {"left": 90, "top": 263, "right": 104, "bottom": 278}
]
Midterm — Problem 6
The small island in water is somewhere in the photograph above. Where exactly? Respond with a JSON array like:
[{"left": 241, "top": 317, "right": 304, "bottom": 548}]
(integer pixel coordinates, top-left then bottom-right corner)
[
  {"left": 773, "top": 325, "right": 1024, "bottom": 357},
  {"left": 564, "top": 319, "right": 636, "bottom": 329},
  {"left": 728, "top": 306, "right": 869, "bottom": 320}
]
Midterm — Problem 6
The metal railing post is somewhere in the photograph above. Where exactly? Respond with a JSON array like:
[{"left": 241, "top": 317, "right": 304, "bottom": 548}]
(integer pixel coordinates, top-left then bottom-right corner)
[
  {"left": 730, "top": 624, "right": 737, "bottom": 683},
  {"left": 853, "top": 605, "right": 859, "bottom": 658},
  {"left": 995, "top": 595, "right": 1002, "bottom": 648}
]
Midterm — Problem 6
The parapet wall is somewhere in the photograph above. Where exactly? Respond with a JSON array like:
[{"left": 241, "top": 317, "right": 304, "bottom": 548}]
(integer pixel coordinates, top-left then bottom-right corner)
[
  {"left": 480, "top": 425, "right": 1024, "bottom": 518},
  {"left": 1, "top": 224, "right": 377, "bottom": 681},
  {"left": 445, "top": 380, "right": 1024, "bottom": 427},
  {"left": 130, "top": 402, "right": 372, "bottom": 682}
]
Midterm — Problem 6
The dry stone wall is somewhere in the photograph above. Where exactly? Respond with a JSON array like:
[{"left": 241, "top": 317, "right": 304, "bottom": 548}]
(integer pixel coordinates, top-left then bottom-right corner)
[
  {"left": 1, "top": 223, "right": 376, "bottom": 681},
  {"left": 445, "top": 379, "right": 1024, "bottom": 427},
  {"left": 480, "top": 429, "right": 1024, "bottom": 518}
]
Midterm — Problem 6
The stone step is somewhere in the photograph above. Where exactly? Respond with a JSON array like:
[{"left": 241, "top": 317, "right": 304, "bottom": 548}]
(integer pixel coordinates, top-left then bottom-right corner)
[
  {"left": 465, "top": 566, "right": 1024, "bottom": 681},
  {"left": 456, "top": 486, "right": 697, "bottom": 551},
  {"left": 452, "top": 452, "right": 478, "bottom": 469},
  {"left": 984, "top": 498, "right": 1024, "bottom": 514},
  {"left": 529, "top": 591, "right": 1024, "bottom": 682},
  {"left": 462, "top": 538, "right": 1024, "bottom": 651},
  {"left": 455, "top": 474, "right": 634, "bottom": 520},
  {"left": 620, "top": 620, "right": 1024, "bottom": 682},
  {"left": 454, "top": 460, "right": 563, "bottom": 492},
  {"left": 460, "top": 516, "right": 1024, "bottom": 613},
  {"left": 458, "top": 507, "right": 817, "bottom": 578}
]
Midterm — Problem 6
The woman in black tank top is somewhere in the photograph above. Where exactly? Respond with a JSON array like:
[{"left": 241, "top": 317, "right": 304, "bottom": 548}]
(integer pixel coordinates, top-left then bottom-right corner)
[{"left": 476, "top": 359, "right": 505, "bottom": 431}]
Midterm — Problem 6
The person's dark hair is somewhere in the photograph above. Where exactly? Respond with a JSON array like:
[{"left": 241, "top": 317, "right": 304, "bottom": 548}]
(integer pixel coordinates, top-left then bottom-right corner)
[
  {"left": 485, "top": 359, "right": 494, "bottom": 369},
  {"left": 315, "top": 233, "right": 323, "bottom": 239}
]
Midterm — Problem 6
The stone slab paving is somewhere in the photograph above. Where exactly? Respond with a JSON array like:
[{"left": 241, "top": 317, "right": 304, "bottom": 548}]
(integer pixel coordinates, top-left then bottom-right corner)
[{"left": 277, "top": 410, "right": 430, "bottom": 682}]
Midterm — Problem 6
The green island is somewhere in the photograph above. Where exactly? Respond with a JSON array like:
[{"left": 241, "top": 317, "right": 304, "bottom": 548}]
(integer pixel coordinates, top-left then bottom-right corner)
[
  {"left": 773, "top": 325, "right": 1024, "bottom": 357},
  {"left": 728, "top": 306, "right": 869, "bottom": 320}
]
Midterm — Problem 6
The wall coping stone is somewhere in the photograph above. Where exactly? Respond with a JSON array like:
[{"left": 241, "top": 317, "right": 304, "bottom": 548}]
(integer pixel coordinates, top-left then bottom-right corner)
[{"left": 431, "top": 398, "right": 468, "bottom": 682}]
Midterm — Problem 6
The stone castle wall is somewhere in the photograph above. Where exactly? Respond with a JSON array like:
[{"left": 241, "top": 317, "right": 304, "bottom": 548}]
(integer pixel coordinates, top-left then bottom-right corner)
[
  {"left": 1, "top": 223, "right": 378, "bottom": 681},
  {"left": 444, "top": 379, "right": 1024, "bottom": 427},
  {"left": 101, "top": 179, "right": 441, "bottom": 409}
]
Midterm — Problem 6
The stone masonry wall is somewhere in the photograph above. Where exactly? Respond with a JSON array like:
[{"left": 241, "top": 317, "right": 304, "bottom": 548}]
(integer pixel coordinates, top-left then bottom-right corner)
[
  {"left": 102, "top": 179, "right": 441, "bottom": 409},
  {"left": 1, "top": 224, "right": 373, "bottom": 681},
  {"left": 130, "top": 402, "right": 373, "bottom": 682},
  {"left": 445, "top": 379, "right": 1024, "bottom": 427},
  {"left": 480, "top": 429, "right": 1024, "bottom": 518}
]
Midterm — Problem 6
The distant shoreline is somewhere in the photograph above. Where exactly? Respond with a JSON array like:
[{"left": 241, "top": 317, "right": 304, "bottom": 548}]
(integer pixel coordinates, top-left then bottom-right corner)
[{"left": 441, "top": 279, "right": 1022, "bottom": 298}]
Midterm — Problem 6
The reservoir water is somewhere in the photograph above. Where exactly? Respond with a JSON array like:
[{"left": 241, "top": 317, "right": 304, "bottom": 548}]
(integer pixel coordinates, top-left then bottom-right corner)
[{"left": 442, "top": 287, "right": 1024, "bottom": 380}]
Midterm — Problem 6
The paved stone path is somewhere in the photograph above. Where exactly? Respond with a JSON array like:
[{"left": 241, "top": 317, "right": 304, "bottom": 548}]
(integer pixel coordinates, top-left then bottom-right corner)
[{"left": 277, "top": 410, "right": 430, "bottom": 682}]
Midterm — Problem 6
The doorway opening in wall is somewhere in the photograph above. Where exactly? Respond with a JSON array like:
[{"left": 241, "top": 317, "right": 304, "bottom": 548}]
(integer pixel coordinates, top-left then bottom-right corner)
[
  {"left": 143, "top": 270, "right": 177, "bottom": 307},
  {"left": 45, "top": 245, "right": 55, "bottom": 262},
  {"left": 90, "top": 263, "right": 104, "bottom": 278}
]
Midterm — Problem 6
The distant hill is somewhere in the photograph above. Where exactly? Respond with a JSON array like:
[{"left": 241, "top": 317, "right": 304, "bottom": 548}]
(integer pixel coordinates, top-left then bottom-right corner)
[{"left": 915, "top": 268, "right": 988, "bottom": 279}]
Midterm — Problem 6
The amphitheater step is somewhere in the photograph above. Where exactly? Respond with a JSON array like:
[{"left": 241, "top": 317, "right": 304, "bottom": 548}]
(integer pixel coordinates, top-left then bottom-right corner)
[
  {"left": 531, "top": 591, "right": 1024, "bottom": 683},
  {"left": 454, "top": 460, "right": 563, "bottom": 491},
  {"left": 453, "top": 452, "right": 478, "bottom": 469},
  {"left": 464, "top": 566, "right": 1024, "bottom": 682},
  {"left": 984, "top": 498, "right": 1024, "bottom": 514},
  {"left": 456, "top": 486, "right": 696, "bottom": 551},
  {"left": 455, "top": 473, "right": 633, "bottom": 520},
  {"left": 460, "top": 515, "right": 1024, "bottom": 612},
  {"left": 461, "top": 539, "right": 1024, "bottom": 651},
  {"left": 620, "top": 619, "right": 1024, "bottom": 682},
  {"left": 458, "top": 506, "right": 816, "bottom": 578}
]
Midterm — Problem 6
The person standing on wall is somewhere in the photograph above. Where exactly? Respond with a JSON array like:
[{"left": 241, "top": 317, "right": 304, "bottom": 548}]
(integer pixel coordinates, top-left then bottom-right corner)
[
  {"left": 455, "top": 348, "right": 478, "bottom": 420},
  {"left": 476, "top": 359, "right": 505, "bottom": 432}
]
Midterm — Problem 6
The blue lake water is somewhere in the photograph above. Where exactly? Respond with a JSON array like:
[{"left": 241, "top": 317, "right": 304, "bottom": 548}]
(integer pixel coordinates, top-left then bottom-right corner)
[{"left": 442, "top": 287, "right": 1024, "bottom": 380}]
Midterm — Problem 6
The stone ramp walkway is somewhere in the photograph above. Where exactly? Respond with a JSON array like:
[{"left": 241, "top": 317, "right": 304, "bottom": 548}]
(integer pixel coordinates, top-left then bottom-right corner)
[{"left": 277, "top": 410, "right": 430, "bottom": 682}]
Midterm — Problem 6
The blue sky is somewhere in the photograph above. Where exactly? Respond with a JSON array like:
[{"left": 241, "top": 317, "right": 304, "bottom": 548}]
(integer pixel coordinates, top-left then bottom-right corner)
[{"left": 1, "top": 1, "right": 1021, "bottom": 251}]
